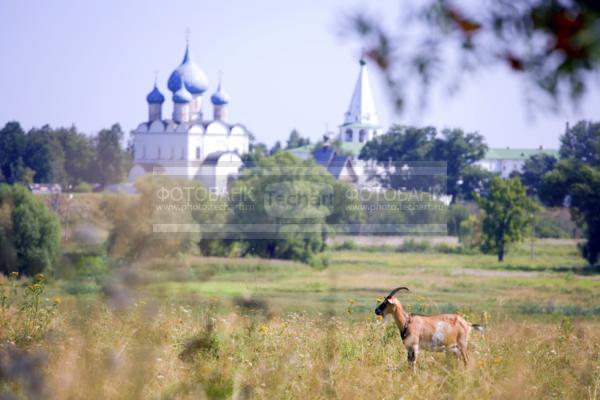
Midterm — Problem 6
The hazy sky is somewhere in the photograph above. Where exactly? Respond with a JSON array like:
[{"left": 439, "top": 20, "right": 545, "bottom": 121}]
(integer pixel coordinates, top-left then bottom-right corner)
[{"left": 1, "top": 0, "right": 598, "bottom": 149}]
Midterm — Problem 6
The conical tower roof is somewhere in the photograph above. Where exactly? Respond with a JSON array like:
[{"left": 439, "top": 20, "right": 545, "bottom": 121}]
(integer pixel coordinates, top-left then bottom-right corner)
[{"left": 343, "top": 58, "right": 379, "bottom": 126}]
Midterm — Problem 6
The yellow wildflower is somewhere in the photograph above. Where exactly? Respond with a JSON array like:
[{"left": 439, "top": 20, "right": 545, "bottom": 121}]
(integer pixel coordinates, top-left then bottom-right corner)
[{"left": 28, "top": 283, "right": 43, "bottom": 292}]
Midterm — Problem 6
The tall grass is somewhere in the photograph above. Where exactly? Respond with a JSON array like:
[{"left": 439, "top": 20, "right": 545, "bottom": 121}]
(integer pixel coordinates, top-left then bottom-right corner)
[
  {"left": 1, "top": 240, "right": 599, "bottom": 399},
  {"left": 3, "top": 297, "right": 599, "bottom": 399}
]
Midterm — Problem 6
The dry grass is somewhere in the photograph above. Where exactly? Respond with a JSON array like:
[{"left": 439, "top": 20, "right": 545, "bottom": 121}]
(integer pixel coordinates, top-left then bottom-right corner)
[
  {"left": 2, "top": 240, "right": 600, "bottom": 399},
  {"left": 32, "top": 300, "right": 600, "bottom": 399}
]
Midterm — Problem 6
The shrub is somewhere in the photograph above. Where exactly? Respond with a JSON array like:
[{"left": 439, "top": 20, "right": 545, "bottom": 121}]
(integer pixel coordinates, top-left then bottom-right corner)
[
  {"left": 534, "top": 208, "right": 579, "bottom": 238},
  {"left": 103, "top": 176, "right": 200, "bottom": 260},
  {"left": 447, "top": 204, "right": 470, "bottom": 236},
  {"left": 434, "top": 243, "right": 456, "bottom": 253},
  {"left": 458, "top": 215, "right": 482, "bottom": 250},
  {"left": 397, "top": 239, "right": 432, "bottom": 253},
  {"left": 0, "top": 184, "right": 60, "bottom": 276},
  {"left": 535, "top": 220, "right": 569, "bottom": 238},
  {"left": 62, "top": 255, "right": 109, "bottom": 295},
  {"left": 309, "top": 253, "right": 331, "bottom": 270},
  {"left": 335, "top": 240, "right": 358, "bottom": 251},
  {"left": 72, "top": 182, "right": 92, "bottom": 193}
]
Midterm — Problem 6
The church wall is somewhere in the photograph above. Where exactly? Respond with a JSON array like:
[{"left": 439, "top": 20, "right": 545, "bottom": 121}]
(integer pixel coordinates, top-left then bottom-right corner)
[
  {"left": 202, "top": 135, "right": 230, "bottom": 154},
  {"left": 133, "top": 132, "right": 189, "bottom": 163},
  {"left": 226, "top": 135, "right": 248, "bottom": 155},
  {"left": 188, "top": 135, "right": 204, "bottom": 162}
]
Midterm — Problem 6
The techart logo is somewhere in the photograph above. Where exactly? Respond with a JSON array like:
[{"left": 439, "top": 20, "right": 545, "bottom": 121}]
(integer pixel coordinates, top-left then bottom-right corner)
[{"left": 264, "top": 181, "right": 334, "bottom": 219}]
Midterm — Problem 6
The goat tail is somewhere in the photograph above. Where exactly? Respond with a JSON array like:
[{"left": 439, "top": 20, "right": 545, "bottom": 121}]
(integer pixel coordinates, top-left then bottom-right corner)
[{"left": 471, "top": 324, "right": 486, "bottom": 333}]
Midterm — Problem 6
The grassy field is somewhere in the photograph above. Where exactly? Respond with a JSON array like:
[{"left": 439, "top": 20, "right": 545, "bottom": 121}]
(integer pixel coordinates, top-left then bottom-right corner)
[
  {"left": 1, "top": 240, "right": 600, "bottom": 399},
  {"left": 141, "top": 241, "right": 598, "bottom": 317}
]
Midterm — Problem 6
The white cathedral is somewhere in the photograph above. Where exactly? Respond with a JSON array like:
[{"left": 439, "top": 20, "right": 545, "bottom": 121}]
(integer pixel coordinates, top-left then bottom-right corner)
[{"left": 128, "top": 42, "right": 250, "bottom": 192}]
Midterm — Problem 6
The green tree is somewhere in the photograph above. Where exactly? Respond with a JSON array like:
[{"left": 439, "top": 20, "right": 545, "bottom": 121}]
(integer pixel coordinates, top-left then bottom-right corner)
[
  {"left": 0, "top": 122, "right": 26, "bottom": 184},
  {"left": 568, "top": 165, "right": 600, "bottom": 264},
  {"left": 559, "top": 121, "right": 600, "bottom": 165},
  {"left": 460, "top": 165, "right": 496, "bottom": 200},
  {"left": 269, "top": 141, "right": 282, "bottom": 155},
  {"left": 230, "top": 152, "right": 361, "bottom": 262},
  {"left": 54, "top": 126, "right": 97, "bottom": 186},
  {"left": 0, "top": 184, "right": 60, "bottom": 275},
  {"left": 360, "top": 125, "right": 436, "bottom": 163},
  {"left": 0, "top": 121, "right": 133, "bottom": 187},
  {"left": 540, "top": 159, "right": 600, "bottom": 264},
  {"left": 430, "top": 128, "right": 487, "bottom": 200},
  {"left": 23, "top": 126, "right": 67, "bottom": 184},
  {"left": 285, "top": 129, "right": 311, "bottom": 150},
  {"left": 475, "top": 177, "right": 538, "bottom": 262},
  {"left": 94, "top": 124, "right": 130, "bottom": 185},
  {"left": 511, "top": 153, "right": 558, "bottom": 199},
  {"left": 359, "top": 125, "right": 486, "bottom": 197},
  {"left": 242, "top": 142, "right": 269, "bottom": 167},
  {"left": 539, "top": 121, "right": 600, "bottom": 264},
  {"left": 359, "top": 125, "right": 437, "bottom": 191}
]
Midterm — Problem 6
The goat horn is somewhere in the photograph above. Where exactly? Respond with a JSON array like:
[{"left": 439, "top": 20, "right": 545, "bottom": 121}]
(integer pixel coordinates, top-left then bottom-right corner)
[{"left": 388, "top": 287, "right": 410, "bottom": 297}]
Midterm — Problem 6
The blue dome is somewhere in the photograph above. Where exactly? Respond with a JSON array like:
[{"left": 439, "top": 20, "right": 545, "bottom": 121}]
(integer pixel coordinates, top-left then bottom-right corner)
[
  {"left": 211, "top": 80, "right": 230, "bottom": 105},
  {"left": 146, "top": 84, "right": 165, "bottom": 104},
  {"left": 172, "top": 83, "right": 193, "bottom": 104},
  {"left": 167, "top": 45, "right": 209, "bottom": 95}
]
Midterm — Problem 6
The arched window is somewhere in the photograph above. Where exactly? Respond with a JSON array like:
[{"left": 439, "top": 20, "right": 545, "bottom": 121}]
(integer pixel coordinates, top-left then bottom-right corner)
[
  {"left": 359, "top": 129, "right": 366, "bottom": 143},
  {"left": 142, "top": 146, "right": 146, "bottom": 159},
  {"left": 196, "top": 146, "right": 201, "bottom": 160},
  {"left": 345, "top": 129, "right": 353, "bottom": 142}
]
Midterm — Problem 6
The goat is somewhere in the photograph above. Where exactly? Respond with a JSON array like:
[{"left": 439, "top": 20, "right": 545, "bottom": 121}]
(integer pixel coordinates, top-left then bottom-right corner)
[{"left": 375, "top": 287, "right": 484, "bottom": 369}]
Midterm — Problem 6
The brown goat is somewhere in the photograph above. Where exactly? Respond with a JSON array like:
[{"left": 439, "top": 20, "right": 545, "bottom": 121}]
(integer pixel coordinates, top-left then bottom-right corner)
[{"left": 375, "top": 287, "right": 484, "bottom": 369}]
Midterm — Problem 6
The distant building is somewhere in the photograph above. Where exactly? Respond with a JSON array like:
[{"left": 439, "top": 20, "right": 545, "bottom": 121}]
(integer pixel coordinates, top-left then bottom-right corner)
[
  {"left": 312, "top": 143, "right": 358, "bottom": 183},
  {"left": 128, "top": 41, "right": 250, "bottom": 193},
  {"left": 338, "top": 58, "right": 384, "bottom": 146},
  {"left": 289, "top": 58, "right": 382, "bottom": 186},
  {"left": 476, "top": 147, "right": 559, "bottom": 178}
]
